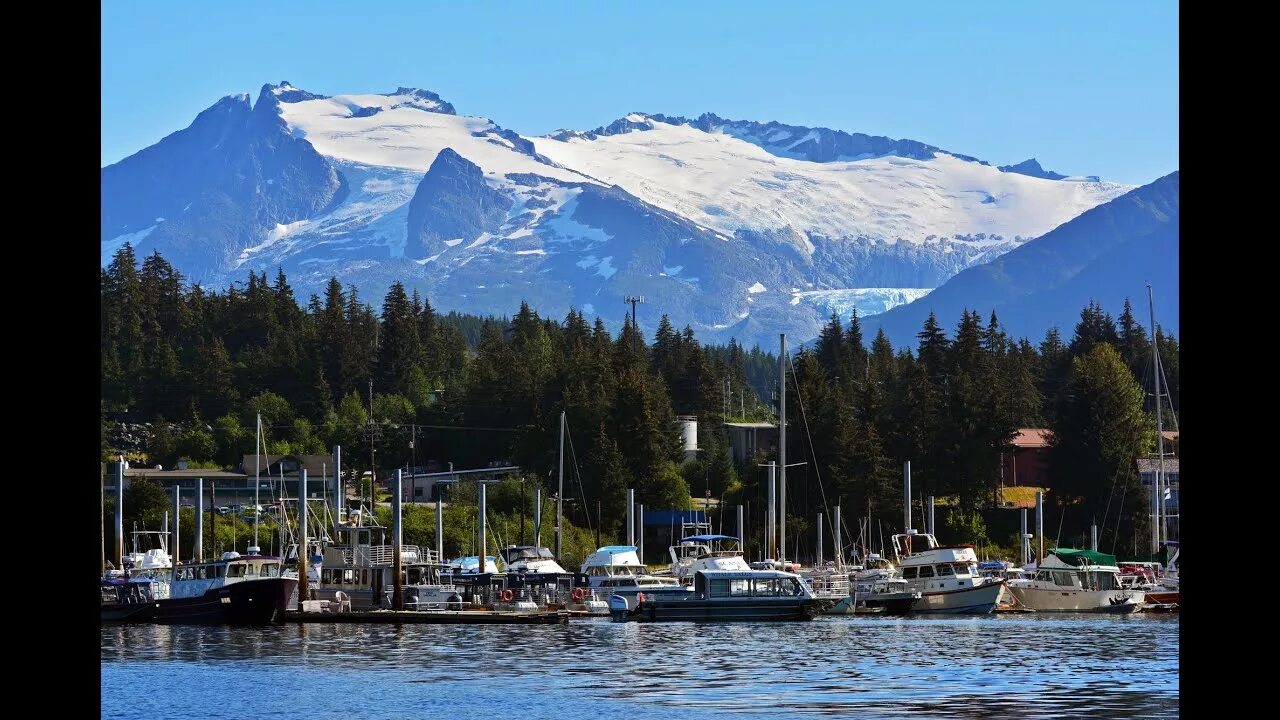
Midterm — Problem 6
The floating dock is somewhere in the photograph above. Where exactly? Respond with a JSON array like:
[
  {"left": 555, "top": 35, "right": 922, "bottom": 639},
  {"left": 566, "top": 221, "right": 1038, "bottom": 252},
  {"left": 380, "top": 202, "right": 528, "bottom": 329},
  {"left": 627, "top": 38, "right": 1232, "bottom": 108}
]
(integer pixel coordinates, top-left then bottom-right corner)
[{"left": 284, "top": 609, "right": 570, "bottom": 624}]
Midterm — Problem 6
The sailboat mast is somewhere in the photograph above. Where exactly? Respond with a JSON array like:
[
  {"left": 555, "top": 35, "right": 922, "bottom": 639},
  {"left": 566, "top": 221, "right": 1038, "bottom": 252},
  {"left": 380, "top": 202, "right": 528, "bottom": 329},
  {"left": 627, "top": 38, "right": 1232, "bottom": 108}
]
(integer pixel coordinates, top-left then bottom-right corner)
[
  {"left": 556, "top": 410, "right": 565, "bottom": 562},
  {"left": 779, "top": 333, "right": 787, "bottom": 563},
  {"left": 1147, "top": 284, "right": 1166, "bottom": 551},
  {"left": 254, "top": 413, "right": 261, "bottom": 549}
]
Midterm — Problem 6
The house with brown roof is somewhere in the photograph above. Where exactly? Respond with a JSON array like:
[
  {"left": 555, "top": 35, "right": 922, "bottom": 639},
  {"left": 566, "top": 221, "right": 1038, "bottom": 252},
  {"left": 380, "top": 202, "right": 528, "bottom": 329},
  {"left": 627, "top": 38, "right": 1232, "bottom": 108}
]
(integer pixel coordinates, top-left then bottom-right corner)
[{"left": 1001, "top": 428, "right": 1052, "bottom": 488}]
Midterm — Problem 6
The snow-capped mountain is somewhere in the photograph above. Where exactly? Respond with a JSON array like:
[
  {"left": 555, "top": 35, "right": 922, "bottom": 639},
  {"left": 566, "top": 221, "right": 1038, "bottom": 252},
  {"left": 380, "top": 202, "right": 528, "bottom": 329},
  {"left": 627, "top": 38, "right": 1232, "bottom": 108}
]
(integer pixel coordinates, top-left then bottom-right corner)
[{"left": 101, "top": 81, "right": 1133, "bottom": 347}]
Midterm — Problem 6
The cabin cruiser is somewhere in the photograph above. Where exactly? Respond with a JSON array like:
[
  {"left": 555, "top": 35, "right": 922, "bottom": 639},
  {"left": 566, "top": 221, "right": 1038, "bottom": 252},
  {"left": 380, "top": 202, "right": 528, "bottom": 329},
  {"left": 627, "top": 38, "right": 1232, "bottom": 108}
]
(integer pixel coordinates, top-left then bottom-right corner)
[
  {"left": 890, "top": 531, "right": 1005, "bottom": 614},
  {"left": 500, "top": 545, "right": 604, "bottom": 614},
  {"left": 1007, "top": 548, "right": 1144, "bottom": 612},
  {"left": 582, "top": 545, "right": 689, "bottom": 611},
  {"left": 102, "top": 550, "right": 297, "bottom": 624}
]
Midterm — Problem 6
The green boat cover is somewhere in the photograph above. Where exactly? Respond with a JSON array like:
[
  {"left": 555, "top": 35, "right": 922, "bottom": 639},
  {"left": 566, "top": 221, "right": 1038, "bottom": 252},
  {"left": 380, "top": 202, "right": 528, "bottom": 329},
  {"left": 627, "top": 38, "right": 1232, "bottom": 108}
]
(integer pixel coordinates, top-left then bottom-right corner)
[{"left": 1048, "top": 547, "right": 1117, "bottom": 567}]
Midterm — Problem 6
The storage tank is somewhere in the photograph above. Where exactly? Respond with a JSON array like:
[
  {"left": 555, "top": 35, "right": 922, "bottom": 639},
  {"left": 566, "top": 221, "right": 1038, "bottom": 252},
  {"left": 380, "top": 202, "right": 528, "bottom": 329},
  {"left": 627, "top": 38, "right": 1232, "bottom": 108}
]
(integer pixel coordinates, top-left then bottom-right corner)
[{"left": 675, "top": 416, "right": 699, "bottom": 462}]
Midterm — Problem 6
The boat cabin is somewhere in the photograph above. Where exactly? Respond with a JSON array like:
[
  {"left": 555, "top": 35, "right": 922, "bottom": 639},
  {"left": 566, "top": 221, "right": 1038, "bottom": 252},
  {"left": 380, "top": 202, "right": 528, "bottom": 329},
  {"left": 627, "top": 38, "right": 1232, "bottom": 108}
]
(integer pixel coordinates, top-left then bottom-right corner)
[{"left": 693, "top": 570, "right": 808, "bottom": 600}]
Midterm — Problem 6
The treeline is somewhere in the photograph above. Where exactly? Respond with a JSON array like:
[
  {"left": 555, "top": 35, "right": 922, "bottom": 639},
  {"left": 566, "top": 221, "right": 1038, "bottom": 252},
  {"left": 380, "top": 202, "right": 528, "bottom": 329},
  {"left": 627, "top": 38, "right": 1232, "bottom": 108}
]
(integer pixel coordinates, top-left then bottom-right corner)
[{"left": 101, "top": 244, "right": 1179, "bottom": 557}]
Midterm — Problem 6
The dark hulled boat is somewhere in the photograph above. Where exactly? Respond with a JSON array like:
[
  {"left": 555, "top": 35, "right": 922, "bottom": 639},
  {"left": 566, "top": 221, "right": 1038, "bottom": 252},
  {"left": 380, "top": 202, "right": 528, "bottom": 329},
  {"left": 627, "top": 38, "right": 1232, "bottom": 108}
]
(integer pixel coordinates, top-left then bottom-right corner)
[{"left": 102, "top": 552, "right": 296, "bottom": 625}]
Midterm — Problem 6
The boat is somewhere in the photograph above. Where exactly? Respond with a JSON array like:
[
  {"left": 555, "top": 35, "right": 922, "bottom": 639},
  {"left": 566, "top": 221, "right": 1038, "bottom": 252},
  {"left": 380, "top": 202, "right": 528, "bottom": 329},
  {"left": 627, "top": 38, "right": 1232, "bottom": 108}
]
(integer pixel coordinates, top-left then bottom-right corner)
[
  {"left": 979, "top": 560, "right": 1031, "bottom": 609},
  {"left": 610, "top": 567, "right": 827, "bottom": 622},
  {"left": 500, "top": 545, "right": 605, "bottom": 614},
  {"left": 1119, "top": 561, "right": 1179, "bottom": 605},
  {"left": 582, "top": 544, "right": 690, "bottom": 611},
  {"left": 889, "top": 531, "right": 1005, "bottom": 614},
  {"left": 103, "top": 550, "right": 297, "bottom": 624},
  {"left": 100, "top": 576, "right": 160, "bottom": 622},
  {"left": 1006, "top": 548, "right": 1145, "bottom": 612}
]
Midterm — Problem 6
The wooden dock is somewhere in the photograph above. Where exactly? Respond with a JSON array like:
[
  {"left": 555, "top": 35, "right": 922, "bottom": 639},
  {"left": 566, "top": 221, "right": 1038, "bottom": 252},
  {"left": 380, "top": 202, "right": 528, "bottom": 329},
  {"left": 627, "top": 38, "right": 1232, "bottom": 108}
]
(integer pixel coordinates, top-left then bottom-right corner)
[{"left": 284, "top": 609, "right": 570, "bottom": 624}]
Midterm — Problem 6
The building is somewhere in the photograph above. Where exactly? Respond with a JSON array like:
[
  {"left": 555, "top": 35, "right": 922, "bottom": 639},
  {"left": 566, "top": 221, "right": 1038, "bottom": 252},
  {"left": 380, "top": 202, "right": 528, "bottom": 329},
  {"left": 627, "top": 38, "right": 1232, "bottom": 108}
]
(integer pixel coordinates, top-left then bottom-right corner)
[
  {"left": 1001, "top": 428, "right": 1052, "bottom": 488},
  {"left": 724, "top": 421, "right": 778, "bottom": 466},
  {"left": 240, "top": 455, "right": 338, "bottom": 499},
  {"left": 1137, "top": 457, "right": 1179, "bottom": 542},
  {"left": 103, "top": 461, "right": 249, "bottom": 507}
]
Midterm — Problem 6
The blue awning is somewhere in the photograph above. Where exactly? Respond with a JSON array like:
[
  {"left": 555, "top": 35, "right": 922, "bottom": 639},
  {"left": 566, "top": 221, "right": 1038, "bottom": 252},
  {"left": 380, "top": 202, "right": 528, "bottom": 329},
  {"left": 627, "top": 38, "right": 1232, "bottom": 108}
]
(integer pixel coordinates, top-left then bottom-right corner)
[{"left": 681, "top": 534, "right": 738, "bottom": 543}]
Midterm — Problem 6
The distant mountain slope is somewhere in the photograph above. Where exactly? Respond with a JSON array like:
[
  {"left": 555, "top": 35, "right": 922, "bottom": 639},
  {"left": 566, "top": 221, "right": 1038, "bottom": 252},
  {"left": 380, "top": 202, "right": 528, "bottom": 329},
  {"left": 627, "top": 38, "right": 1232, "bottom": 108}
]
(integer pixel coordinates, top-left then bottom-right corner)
[
  {"left": 864, "top": 171, "right": 1179, "bottom": 346},
  {"left": 101, "top": 81, "right": 1135, "bottom": 347}
]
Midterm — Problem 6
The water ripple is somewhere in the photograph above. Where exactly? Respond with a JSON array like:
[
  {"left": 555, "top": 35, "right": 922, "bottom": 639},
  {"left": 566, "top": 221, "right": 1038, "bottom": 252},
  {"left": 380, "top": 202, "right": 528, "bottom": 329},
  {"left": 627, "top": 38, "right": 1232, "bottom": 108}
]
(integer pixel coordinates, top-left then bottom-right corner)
[{"left": 102, "top": 614, "right": 1179, "bottom": 719}]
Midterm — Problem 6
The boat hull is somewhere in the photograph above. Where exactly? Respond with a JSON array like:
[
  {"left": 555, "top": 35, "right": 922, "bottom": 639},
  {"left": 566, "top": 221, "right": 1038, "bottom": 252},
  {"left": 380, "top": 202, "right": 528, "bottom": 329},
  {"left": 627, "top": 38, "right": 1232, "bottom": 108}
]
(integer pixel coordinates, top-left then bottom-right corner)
[
  {"left": 101, "top": 602, "right": 159, "bottom": 622},
  {"left": 1007, "top": 584, "right": 1145, "bottom": 612},
  {"left": 153, "top": 578, "right": 297, "bottom": 624},
  {"left": 614, "top": 596, "right": 826, "bottom": 622},
  {"left": 911, "top": 581, "right": 1004, "bottom": 614}
]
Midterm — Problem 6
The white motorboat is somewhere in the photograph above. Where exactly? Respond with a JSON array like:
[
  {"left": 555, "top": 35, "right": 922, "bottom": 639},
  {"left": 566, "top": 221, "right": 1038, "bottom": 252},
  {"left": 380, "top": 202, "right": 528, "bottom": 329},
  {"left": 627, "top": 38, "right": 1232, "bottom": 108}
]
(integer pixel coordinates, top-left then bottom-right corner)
[
  {"left": 890, "top": 531, "right": 1004, "bottom": 614},
  {"left": 582, "top": 544, "right": 690, "bottom": 611},
  {"left": 1007, "top": 548, "right": 1145, "bottom": 612}
]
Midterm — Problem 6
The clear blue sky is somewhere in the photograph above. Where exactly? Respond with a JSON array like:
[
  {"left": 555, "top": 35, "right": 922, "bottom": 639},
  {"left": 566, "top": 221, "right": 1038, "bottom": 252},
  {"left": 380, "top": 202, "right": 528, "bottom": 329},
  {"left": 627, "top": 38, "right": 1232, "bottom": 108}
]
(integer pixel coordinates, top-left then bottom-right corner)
[{"left": 102, "top": 1, "right": 1177, "bottom": 184}]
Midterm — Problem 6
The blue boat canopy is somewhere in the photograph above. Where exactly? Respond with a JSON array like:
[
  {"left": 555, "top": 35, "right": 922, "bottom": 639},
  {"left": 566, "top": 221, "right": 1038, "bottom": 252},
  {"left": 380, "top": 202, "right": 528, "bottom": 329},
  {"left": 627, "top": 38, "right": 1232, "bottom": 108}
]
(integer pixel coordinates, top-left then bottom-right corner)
[
  {"left": 594, "top": 545, "right": 638, "bottom": 553},
  {"left": 681, "top": 534, "right": 738, "bottom": 543}
]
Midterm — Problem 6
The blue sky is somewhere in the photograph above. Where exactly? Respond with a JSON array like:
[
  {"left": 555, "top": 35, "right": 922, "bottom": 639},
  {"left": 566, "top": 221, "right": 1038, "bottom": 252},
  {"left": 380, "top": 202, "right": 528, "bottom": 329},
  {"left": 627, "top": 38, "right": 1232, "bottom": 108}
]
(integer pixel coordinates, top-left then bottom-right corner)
[{"left": 102, "top": 1, "right": 1177, "bottom": 184}]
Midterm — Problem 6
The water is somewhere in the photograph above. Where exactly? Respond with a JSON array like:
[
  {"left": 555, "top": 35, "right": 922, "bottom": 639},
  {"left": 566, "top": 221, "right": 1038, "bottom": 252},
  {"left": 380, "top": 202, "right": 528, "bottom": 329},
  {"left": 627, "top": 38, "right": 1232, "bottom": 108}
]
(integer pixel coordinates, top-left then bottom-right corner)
[{"left": 101, "top": 614, "right": 1178, "bottom": 719}]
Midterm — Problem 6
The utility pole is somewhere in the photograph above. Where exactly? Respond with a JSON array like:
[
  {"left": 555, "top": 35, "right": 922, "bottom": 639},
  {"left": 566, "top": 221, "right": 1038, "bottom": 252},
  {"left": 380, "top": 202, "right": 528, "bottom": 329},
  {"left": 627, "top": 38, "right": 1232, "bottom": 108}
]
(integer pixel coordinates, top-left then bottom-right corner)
[{"left": 624, "top": 295, "right": 645, "bottom": 352}]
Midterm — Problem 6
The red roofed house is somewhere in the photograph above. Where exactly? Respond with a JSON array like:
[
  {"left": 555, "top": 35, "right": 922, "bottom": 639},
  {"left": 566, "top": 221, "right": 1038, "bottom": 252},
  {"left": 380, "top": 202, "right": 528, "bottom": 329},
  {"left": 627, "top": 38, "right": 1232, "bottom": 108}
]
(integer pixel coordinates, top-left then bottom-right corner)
[{"left": 1002, "top": 428, "right": 1052, "bottom": 489}]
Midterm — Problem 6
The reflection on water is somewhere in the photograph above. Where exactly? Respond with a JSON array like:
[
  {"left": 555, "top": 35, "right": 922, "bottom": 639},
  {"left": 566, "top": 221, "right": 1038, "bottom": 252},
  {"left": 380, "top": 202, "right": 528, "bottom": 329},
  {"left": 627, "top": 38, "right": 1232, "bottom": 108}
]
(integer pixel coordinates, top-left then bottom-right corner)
[{"left": 102, "top": 614, "right": 1178, "bottom": 719}]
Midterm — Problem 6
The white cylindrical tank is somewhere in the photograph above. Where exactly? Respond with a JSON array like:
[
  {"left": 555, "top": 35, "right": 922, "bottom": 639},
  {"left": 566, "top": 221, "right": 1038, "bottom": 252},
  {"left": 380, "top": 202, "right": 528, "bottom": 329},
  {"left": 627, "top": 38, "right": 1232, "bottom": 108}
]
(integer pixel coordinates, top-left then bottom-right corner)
[{"left": 676, "top": 416, "right": 698, "bottom": 461}]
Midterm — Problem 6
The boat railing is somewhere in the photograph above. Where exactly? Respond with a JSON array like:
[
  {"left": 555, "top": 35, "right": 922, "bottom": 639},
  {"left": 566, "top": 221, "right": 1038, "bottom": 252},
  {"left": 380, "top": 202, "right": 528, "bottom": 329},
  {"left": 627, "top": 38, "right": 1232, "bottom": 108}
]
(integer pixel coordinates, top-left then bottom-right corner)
[
  {"left": 801, "top": 571, "right": 852, "bottom": 599},
  {"left": 355, "top": 544, "right": 430, "bottom": 566}
]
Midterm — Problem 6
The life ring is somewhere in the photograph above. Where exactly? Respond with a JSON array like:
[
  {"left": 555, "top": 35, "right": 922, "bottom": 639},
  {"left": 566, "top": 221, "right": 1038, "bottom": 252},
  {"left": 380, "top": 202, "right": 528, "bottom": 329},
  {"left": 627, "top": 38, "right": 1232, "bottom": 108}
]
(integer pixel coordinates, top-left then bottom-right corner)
[
  {"left": 571, "top": 587, "right": 586, "bottom": 602},
  {"left": 499, "top": 588, "right": 514, "bottom": 603}
]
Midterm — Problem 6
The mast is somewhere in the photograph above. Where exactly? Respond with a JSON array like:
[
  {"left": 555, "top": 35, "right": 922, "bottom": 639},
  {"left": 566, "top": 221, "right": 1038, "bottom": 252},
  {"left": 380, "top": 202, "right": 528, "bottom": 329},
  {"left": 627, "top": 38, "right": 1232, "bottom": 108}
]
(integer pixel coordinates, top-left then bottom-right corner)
[
  {"left": 254, "top": 413, "right": 261, "bottom": 549},
  {"left": 195, "top": 478, "right": 203, "bottom": 562},
  {"left": 392, "top": 469, "right": 402, "bottom": 611},
  {"left": 115, "top": 456, "right": 124, "bottom": 569},
  {"left": 779, "top": 333, "right": 787, "bottom": 563},
  {"left": 333, "top": 445, "right": 342, "bottom": 542},
  {"left": 766, "top": 460, "right": 776, "bottom": 560},
  {"left": 1148, "top": 284, "right": 1166, "bottom": 551},
  {"left": 556, "top": 410, "right": 565, "bottom": 562},
  {"left": 299, "top": 469, "right": 309, "bottom": 609}
]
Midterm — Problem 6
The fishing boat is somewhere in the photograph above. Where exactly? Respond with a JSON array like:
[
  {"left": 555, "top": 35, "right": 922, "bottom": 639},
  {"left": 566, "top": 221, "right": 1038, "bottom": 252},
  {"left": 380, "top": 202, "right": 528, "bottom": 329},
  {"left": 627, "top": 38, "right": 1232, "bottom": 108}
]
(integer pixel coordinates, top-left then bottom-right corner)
[
  {"left": 1007, "top": 548, "right": 1144, "bottom": 612},
  {"left": 889, "top": 531, "right": 1005, "bottom": 614},
  {"left": 103, "top": 550, "right": 297, "bottom": 624}
]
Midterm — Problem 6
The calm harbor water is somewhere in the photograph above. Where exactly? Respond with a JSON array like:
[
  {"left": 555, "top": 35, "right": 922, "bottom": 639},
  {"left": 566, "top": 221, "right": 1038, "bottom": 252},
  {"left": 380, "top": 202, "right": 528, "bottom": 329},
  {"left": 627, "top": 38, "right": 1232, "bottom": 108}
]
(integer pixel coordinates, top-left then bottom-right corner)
[{"left": 101, "top": 614, "right": 1178, "bottom": 719}]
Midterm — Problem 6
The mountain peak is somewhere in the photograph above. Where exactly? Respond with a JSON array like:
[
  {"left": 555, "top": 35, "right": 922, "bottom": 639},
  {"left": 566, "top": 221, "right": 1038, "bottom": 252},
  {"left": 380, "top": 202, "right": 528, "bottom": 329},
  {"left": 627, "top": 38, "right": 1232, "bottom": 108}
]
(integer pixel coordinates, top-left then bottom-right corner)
[
  {"left": 258, "top": 81, "right": 326, "bottom": 105},
  {"left": 385, "top": 87, "right": 457, "bottom": 115},
  {"left": 999, "top": 158, "right": 1069, "bottom": 181}
]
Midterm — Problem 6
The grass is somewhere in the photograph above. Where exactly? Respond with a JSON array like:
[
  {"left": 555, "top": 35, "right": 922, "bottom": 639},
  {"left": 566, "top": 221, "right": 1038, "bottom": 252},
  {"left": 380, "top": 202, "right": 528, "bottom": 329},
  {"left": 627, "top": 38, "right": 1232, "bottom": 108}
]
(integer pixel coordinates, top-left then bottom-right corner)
[{"left": 999, "top": 486, "right": 1048, "bottom": 508}]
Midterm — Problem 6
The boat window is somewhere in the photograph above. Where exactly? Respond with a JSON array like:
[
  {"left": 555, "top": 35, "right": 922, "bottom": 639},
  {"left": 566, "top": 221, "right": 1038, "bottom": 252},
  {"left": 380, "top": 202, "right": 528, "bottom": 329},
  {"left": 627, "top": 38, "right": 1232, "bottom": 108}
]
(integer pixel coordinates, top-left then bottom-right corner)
[
  {"left": 936, "top": 564, "right": 955, "bottom": 577},
  {"left": 918, "top": 566, "right": 935, "bottom": 578},
  {"left": 788, "top": 578, "right": 802, "bottom": 595},
  {"left": 343, "top": 570, "right": 355, "bottom": 584},
  {"left": 1055, "top": 572, "right": 1075, "bottom": 587},
  {"left": 709, "top": 579, "right": 730, "bottom": 597},
  {"left": 954, "top": 564, "right": 972, "bottom": 576},
  {"left": 321, "top": 569, "right": 332, "bottom": 584},
  {"left": 902, "top": 567, "right": 918, "bottom": 579},
  {"left": 176, "top": 567, "right": 194, "bottom": 580},
  {"left": 730, "top": 580, "right": 750, "bottom": 596},
  {"left": 362, "top": 570, "right": 369, "bottom": 585},
  {"left": 227, "top": 564, "right": 247, "bottom": 578},
  {"left": 215, "top": 565, "right": 225, "bottom": 577},
  {"left": 261, "top": 562, "right": 279, "bottom": 577}
]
